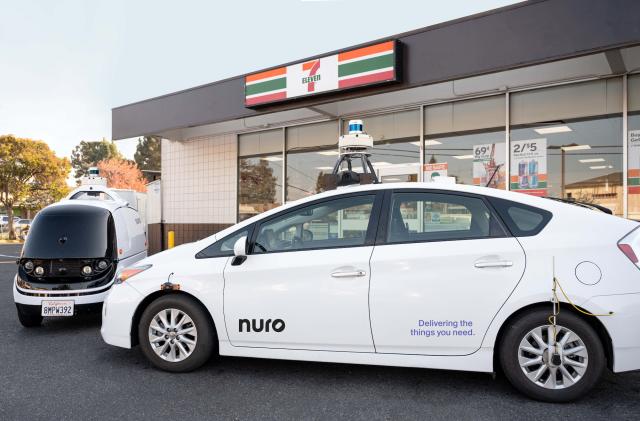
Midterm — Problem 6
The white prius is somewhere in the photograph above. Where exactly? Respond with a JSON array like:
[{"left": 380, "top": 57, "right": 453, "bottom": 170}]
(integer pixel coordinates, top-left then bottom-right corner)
[{"left": 100, "top": 182, "right": 640, "bottom": 402}]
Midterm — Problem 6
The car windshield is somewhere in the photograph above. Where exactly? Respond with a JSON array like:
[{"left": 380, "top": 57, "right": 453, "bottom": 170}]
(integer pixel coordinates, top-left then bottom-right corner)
[{"left": 22, "top": 205, "right": 116, "bottom": 259}]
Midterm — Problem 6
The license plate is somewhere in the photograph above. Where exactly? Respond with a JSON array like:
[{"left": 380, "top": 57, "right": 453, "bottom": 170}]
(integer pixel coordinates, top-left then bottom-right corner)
[{"left": 41, "top": 300, "right": 74, "bottom": 317}]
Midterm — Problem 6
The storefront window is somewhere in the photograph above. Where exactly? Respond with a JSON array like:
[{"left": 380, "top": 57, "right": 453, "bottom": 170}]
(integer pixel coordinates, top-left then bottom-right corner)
[
  {"left": 238, "top": 130, "right": 283, "bottom": 221},
  {"left": 286, "top": 121, "right": 339, "bottom": 202},
  {"left": 424, "top": 95, "right": 506, "bottom": 187},
  {"left": 627, "top": 74, "right": 640, "bottom": 220},
  {"left": 343, "top": 109, "right": 420, "bottom": 183},
  {"left": 510, "top": 78, "right": 623, "bottom": 215}
]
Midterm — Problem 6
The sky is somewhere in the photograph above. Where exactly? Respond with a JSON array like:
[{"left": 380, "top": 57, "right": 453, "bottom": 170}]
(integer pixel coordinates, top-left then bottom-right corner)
[{"left": 0, "top": 0, "right": 519, "bottom": 161}]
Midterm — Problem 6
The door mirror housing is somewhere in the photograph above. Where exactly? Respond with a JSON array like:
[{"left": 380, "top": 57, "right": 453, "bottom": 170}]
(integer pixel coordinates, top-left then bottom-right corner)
[{"left": 232, "top": 236, "right": 248, "bottom": 266}]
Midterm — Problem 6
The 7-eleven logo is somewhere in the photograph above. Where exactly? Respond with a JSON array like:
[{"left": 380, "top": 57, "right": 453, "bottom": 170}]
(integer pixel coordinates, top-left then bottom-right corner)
[{"left": 301, "top": 59, "right": 321, "bottom": 92}]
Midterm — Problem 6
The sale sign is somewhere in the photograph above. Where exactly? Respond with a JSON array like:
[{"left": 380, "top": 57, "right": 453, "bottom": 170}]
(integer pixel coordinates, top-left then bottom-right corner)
[
  {"left": 473, "top": 143, "right": 505, "bottom": 189},
  {"left": 510, "top": 138, "right": 548, "bottom": 196},
  {"left": 423, "top": 163, "right": 448, "bottom": 182},
  {"left": 628, "top": 130, "right": 640, "bottom": 194}
]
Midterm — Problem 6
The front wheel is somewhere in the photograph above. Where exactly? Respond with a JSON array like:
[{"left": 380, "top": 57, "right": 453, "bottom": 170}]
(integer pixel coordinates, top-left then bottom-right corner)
[
  {"left": 138, "top": 295, "right": 216, "bottom": 372},
  {"left": 499, "top": 308, "right": 605, "bottom": 402}
]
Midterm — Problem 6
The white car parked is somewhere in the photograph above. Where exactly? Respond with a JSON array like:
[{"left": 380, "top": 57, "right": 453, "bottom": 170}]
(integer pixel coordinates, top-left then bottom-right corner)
[{"left": 101, "top": 182, "right": 640, "bottom": 402}]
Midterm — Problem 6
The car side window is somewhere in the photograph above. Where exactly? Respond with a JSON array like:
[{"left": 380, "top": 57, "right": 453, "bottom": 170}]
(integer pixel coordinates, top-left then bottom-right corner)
[
  {"left": 253, "top": 195, "right": 376, "bottom": 254},
  {"left": 387, "top": 192, "right": 506, "bottom": 243},
  {"left": 196, "top": 229, "right": 250, "bottom": 259},
  {"left": 487, "top": 197, "right": 552, "bottom": 236}
]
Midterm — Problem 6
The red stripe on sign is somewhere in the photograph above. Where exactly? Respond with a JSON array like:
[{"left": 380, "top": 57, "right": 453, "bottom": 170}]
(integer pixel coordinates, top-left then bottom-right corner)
[
  {"left": 629, "top": 186, "right": 640, "bottom": 194},
  {"left": 512, "top": 189, "right": 548, "bottom": 197},
  {"left": 338, "top": 70, "right": 395, "bottom": 89},
  {"left": 245, "top": 91, "right": 287, "bottom": 106}
]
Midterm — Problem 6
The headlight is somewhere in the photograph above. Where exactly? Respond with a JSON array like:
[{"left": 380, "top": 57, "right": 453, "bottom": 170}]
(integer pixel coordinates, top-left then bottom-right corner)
[
  {"left": 114, "top": 264, "right": 152, "bottom": 284},
  {"left": 82, "top": 265, "right": 93, "bottom": 275},
  {"left": 97, "top": 260, "right": 108, "bottom": 270},
  {"left": 34, "top": 266, "right": 45, "bottom": 277},
  {"left": 24, "top": 261, "right": 34, "bottom": 272}
]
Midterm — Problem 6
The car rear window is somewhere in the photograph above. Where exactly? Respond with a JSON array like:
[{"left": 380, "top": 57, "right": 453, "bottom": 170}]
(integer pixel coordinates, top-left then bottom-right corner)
[{"left": 488, "top": 197, "right": 552, "bottom": 237}]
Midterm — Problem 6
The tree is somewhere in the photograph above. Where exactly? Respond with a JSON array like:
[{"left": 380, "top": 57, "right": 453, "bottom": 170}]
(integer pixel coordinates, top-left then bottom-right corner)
[
  {"left": 97, "top": 158, "right": 147, "bottom": 192},
  {"left": 71, "top": 138, "right": 121, "bottom": 179},
  {"left": 22, "top": 181, "right": 70, "bottom": 217},
  {"left": 0, "top": 135, "right": 70, "bottom": 239},
  {"left": 239, "top": 158, "right": 276, "bottom": 212},
  {"left": 134, "top": 136, "right": 161, "bottom": 171},
  {"left": 315, "top": 171, "right": 333, "bottom": 193}
]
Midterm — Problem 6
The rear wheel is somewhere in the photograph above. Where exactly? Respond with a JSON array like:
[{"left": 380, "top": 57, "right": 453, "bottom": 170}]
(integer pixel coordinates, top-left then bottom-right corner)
[
  {"left": 16, "top": 304, "right": 43, "bottom": 328},
  {"left": 499, "top": 308, "right": 605, "bottom": 402},
  {"left": 138, "top": 295, "right": 216, "bottom": 372}
]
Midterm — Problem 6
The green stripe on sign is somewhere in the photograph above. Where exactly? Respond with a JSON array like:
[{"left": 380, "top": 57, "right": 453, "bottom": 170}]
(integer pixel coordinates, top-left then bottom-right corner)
[
  {"left": 338, "top": 54, "right": 394, "bottom": 78},
  {"left": 629, "top": 177, "right": 640, "bottom": 186},
  {"left": 245, "top": 77, "right": 286, "bottom": 96},
  {"left": 510, "top": 181, "right": 547, "bottom": 189}
]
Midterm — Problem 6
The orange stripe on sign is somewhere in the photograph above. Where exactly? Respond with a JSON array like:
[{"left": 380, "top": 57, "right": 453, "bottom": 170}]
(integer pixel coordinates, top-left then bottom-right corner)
[
  {"left": 339, "top": 41, "right": 394, "bottom": 62},
  {"left": 302, "top": 60, "right": 318, "bottom": 71},
  {"left": 629, "top": 169, "right": 640, "bottom": 178},
  {"left": 246, "top": 67, "right": 286, "bottom": 83}
]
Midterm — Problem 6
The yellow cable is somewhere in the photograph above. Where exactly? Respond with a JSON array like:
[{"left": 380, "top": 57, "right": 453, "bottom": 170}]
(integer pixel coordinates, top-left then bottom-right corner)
[{"left": 553, "top": 277, "right": 614, "bottom": 317}]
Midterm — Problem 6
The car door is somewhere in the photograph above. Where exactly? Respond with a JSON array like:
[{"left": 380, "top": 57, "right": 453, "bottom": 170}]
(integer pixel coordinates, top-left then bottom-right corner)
[
  {"left": 369, "top": 190, "right": 526, "bottom": 356},
  {"left": 223, "top": 192, "right": 382, "bottom": 352}
]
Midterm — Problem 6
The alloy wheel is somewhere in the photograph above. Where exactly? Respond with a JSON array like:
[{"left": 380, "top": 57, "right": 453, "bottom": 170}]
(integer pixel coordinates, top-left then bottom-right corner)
[
  {"left": 518, "top": 324, "right": 588, "bottom": 389},
  {"left": 148, "top": 308, "right": 198, "bottom": 362}
]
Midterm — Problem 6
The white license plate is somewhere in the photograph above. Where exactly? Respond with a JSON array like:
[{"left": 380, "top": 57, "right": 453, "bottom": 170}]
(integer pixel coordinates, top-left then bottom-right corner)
[{"left": 41, "top": 300, "right": 74, "bottom": 317}]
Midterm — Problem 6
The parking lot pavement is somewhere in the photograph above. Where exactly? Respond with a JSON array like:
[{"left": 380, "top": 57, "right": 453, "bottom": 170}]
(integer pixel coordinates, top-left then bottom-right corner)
[{"left": 1, "top": 244, "right": 639, "bottom": 421}]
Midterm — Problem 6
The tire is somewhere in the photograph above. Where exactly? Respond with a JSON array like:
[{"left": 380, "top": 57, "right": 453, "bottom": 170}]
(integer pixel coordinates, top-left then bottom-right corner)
[
  {"left": 16, "top": 304, "right": 43, "bottom": 328},
  {"left": 138, "top": 294, "right": 216, "bottom": 372},
  {"left": 499, "top": 308, "right": 605, "bottom": 402}
]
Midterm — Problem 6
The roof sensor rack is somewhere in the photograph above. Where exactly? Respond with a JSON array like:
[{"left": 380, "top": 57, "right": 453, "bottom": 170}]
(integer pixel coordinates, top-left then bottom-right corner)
[{"left": 321, "top": 120, "right": 379, "bottom": 190}]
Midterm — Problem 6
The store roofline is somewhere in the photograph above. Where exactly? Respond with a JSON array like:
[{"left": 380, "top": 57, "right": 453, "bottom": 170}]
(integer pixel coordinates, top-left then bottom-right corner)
[
  {"left": 112, "top": 0, "right": 640, "bottom": 140},
  {"left": 112, "top": 1, "right": 533, "bottom": 112}
]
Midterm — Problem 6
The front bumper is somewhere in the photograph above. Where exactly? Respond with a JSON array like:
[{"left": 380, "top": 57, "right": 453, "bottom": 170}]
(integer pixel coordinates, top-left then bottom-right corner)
[
  {"left": 13, "top": 274, "right": 114, "bottom": 306},
  {"left": 584, "top": 292, "right": 640, "bottom": 373},
  {"left": 100, "top": 282, "right": 143, "bottom": 349}
]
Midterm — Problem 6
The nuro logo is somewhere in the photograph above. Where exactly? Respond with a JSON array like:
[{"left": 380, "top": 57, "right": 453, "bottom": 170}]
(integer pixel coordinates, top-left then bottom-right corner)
[
  {"left": 239, "top": 318, "right": 286, "bottom": 333},
  {"left": 301, "top": 59, "right": 321, "bottom": 92}
]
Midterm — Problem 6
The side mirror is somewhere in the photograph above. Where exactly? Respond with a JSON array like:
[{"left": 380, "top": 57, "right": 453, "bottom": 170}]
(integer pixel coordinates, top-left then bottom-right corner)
[{"left": 231, "top": 236, "right": 248, "bottom": 266}]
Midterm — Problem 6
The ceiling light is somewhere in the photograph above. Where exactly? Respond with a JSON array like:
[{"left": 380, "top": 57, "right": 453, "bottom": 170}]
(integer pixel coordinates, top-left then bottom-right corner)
[
  {"left": 410, "top": 140, "right": 442, "bottom": 146},
  {"left": 315, "top": 166, "right": 334, "bottom": 170},
  {"left": 590, "top": 166, "right": 607, "bottom": 170},
  {"left": 316, "top": 150, "right": 339, "bottom": 156},
  {"left": 561, "top": 145, "right": 591, "bottom": 151},
  {"left": 534, "top": 125, "right": 572, "bottom": 135},
  {"left": 261, "top": 156, "right": 283, "bottom": 162},
  {"left": 579, "top": 158, "right": 605, "bottom": 163},
  {"left": 453, "top": 155, "right": 474, "bottom": 160}
]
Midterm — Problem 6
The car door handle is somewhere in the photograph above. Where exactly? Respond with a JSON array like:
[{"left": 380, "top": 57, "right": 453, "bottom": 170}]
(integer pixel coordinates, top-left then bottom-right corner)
[
  {"left": 331, "top": 270, "right": 367, "bottom": 278},
  {"left": 474, "top": 260, "right": 513, "bottom": 268}
]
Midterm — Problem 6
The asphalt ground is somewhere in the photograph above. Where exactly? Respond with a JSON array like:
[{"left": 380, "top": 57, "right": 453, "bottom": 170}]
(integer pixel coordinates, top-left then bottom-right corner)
[{"left": 1, "top": 243, "right": 639, "bottom": 420}]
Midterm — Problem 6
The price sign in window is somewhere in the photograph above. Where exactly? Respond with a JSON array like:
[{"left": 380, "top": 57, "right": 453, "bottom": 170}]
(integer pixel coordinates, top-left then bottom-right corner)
[
  {"left": 509, "top": 138, "right": 548, "bottom": 196},
  {"left": 473, "top": 143, "right": 506, "bottom": 189}
]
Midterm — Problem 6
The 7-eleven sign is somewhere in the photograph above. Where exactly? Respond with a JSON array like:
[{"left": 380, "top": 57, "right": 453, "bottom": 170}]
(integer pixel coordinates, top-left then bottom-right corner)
[
  {"left": 287, "top": 55, "right": 338, "bottom": 98},
  {"left": 302, "top": 59, "right": 321, "bottom": 92}
]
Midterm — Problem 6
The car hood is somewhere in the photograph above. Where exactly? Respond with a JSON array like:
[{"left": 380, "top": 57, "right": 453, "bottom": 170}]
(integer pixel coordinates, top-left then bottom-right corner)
[{"left": 134, "top": 240, "right": 206, "bottom": 268}]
